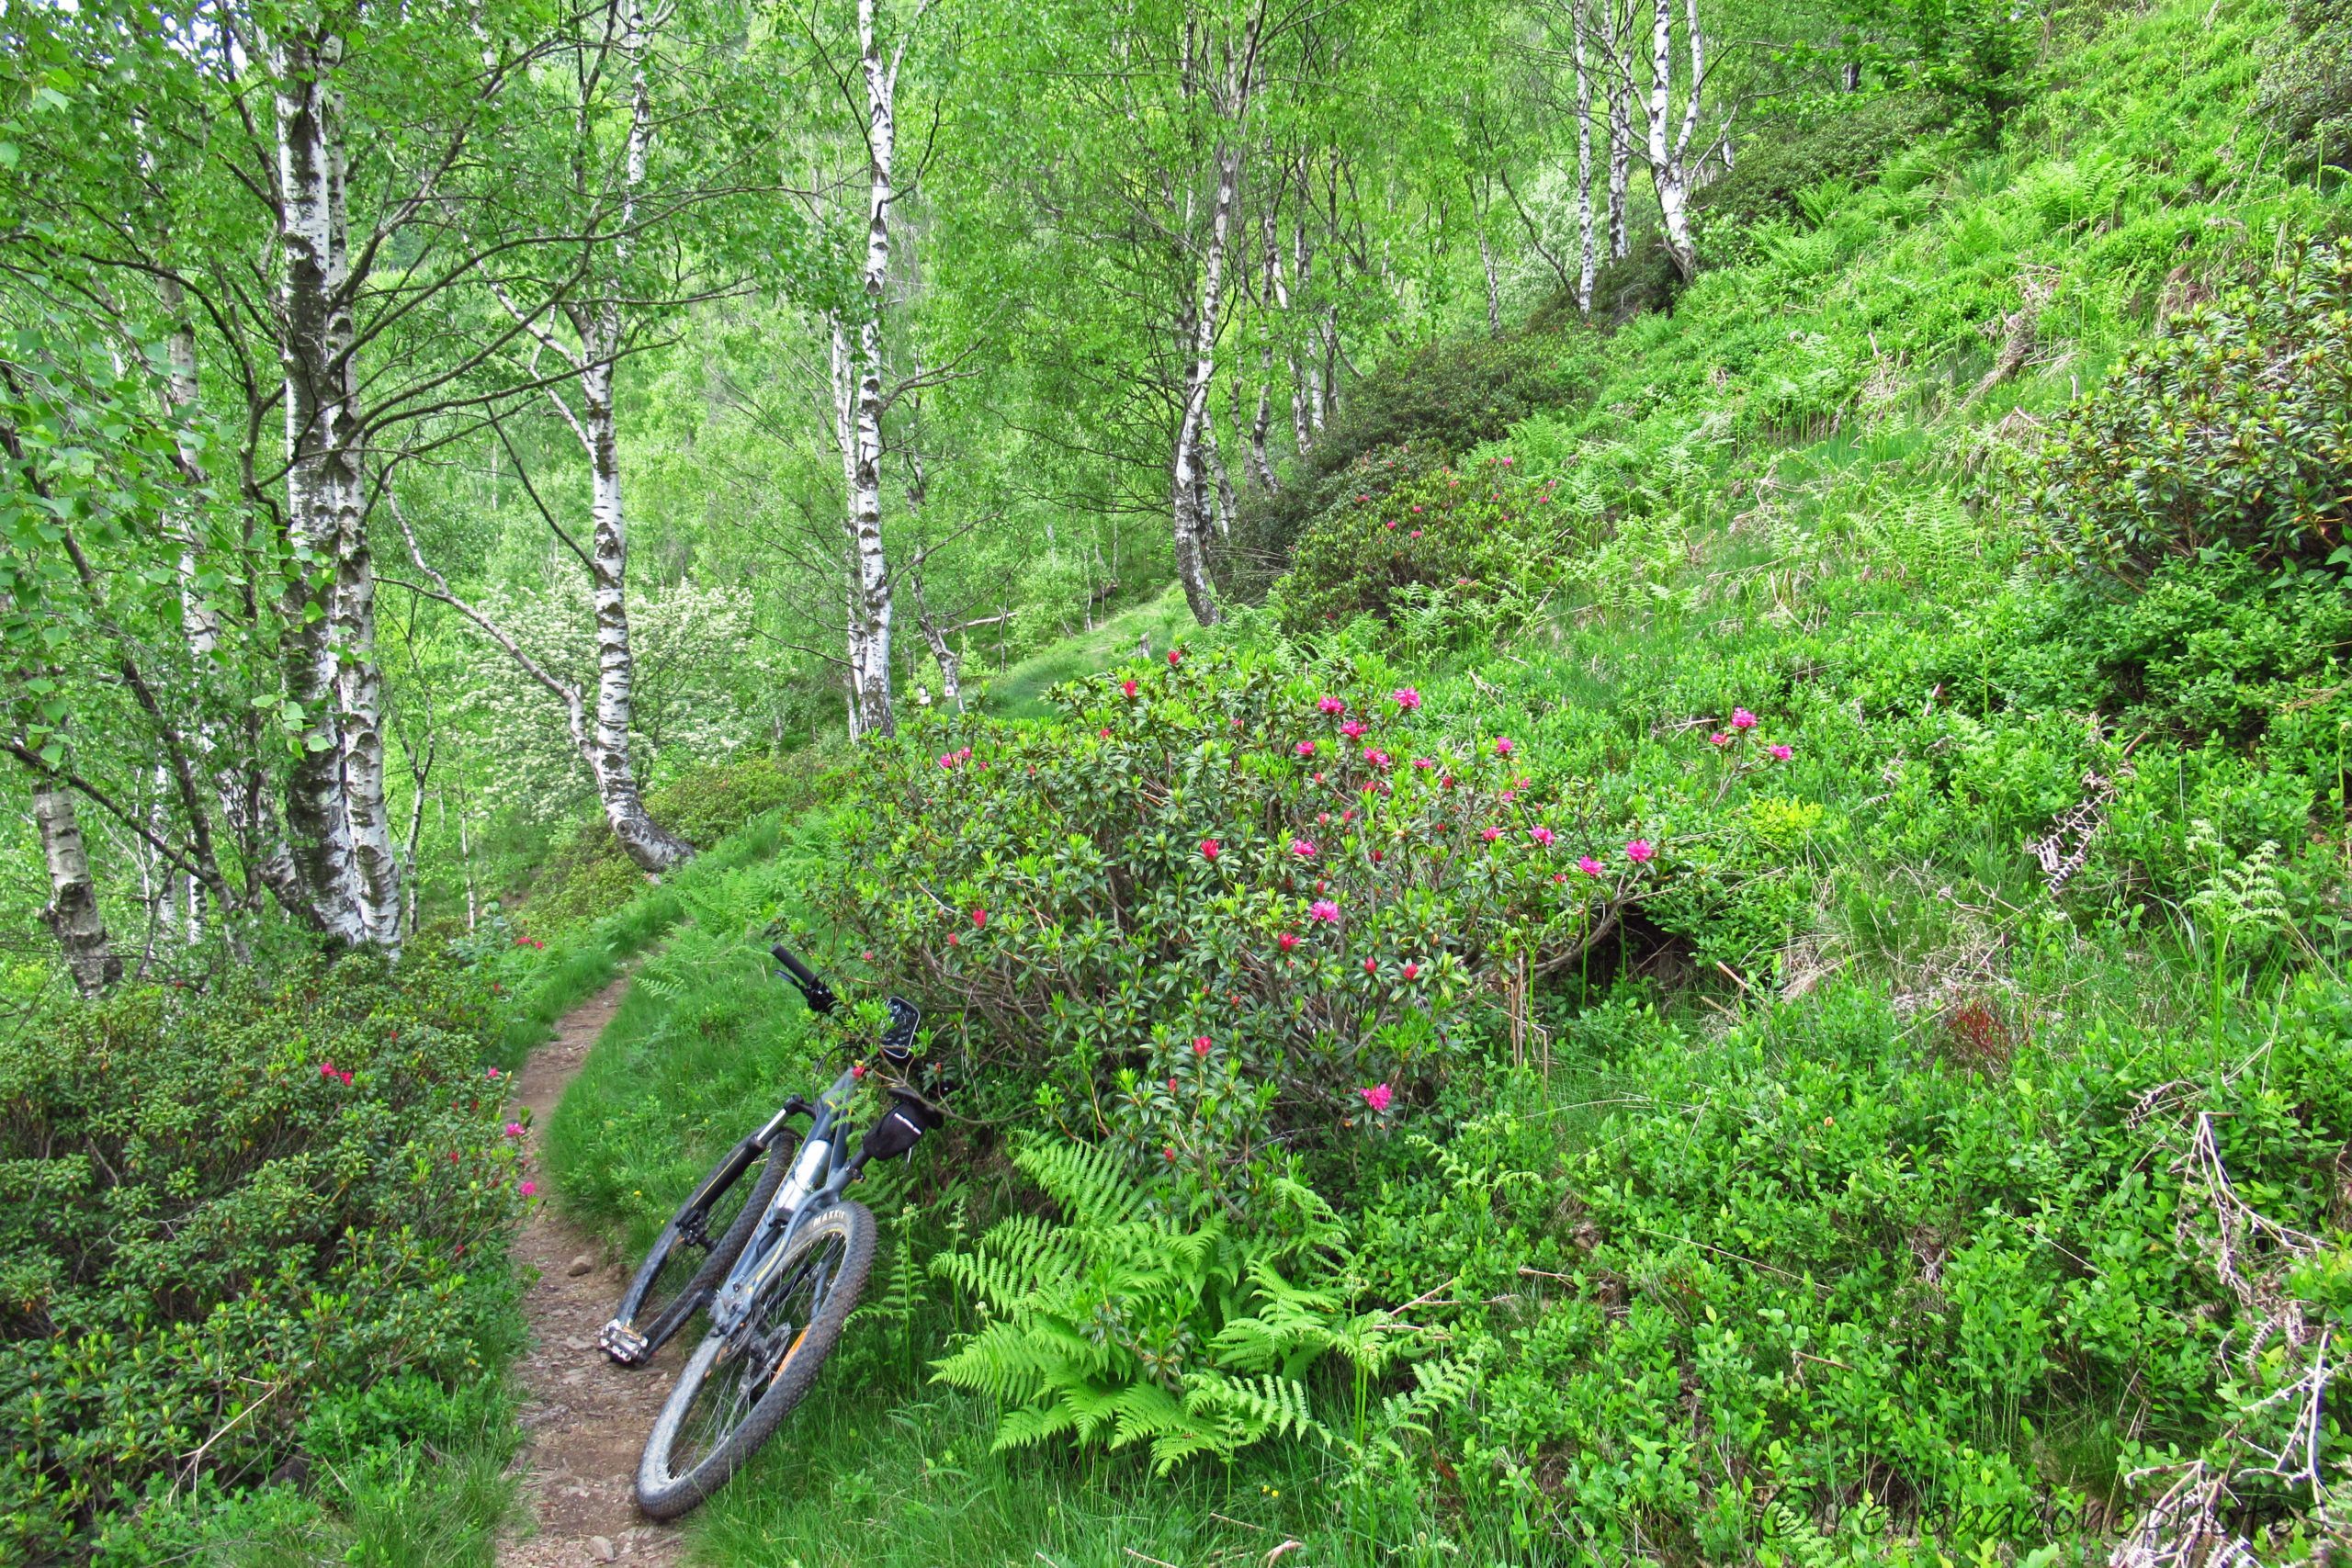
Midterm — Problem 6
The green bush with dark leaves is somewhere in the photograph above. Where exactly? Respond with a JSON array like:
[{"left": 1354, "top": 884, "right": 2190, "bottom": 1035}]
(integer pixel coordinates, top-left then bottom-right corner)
[
  {"left": 1268, "top": 450, "right": 1566, "bottom": 638},
  {"left": 0, "top": 952, "right": 526, "bottom": 1558},
  {"left": 820, "top": 648, "right": 1802, "bottom": 1205},
  {"left": 1216, "top": 334, "right": 1600, "bottom": 598},
  {"left": 2029, "top": 243, "right": 2352, "bottom": 583}
]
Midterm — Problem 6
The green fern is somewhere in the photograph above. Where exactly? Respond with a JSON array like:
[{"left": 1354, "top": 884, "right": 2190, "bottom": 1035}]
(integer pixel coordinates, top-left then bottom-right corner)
[{"left": 929, "top": 1138, "right": 1412, "bottom": 1474}]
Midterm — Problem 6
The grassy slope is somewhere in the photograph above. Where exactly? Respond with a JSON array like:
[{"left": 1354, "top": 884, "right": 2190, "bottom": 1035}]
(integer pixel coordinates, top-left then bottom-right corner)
[
  {"left": 973, "top": 584, "right": 1196, "bottom": 720},
  {"left": 537, "top": 3, "right": 2351, "bottom": 1563}
]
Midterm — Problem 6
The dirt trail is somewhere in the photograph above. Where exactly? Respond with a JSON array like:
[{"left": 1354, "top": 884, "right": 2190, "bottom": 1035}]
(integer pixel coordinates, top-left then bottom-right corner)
[{"left": 501, "top": 976, "right": 684, "bottom": 1568}]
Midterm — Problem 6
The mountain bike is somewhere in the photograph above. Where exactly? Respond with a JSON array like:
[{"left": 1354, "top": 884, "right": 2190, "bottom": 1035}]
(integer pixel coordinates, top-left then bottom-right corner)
[{"left": 596, "top": 942, "right": 949, "bottom": 1519}]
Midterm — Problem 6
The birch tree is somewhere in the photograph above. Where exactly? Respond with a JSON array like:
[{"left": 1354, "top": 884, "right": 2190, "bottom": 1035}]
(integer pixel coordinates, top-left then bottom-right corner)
[{"left": 430, "top": 0, "right": 699, "bottom": 871}]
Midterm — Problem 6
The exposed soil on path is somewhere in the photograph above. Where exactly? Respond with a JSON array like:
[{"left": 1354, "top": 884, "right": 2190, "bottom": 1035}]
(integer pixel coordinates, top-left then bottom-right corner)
[{"left": 500, "top": 976, "right": 685, "bottom": 1568}]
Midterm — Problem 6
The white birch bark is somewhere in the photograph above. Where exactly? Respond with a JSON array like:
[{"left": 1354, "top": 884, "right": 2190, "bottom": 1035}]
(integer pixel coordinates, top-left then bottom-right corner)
[
  {"left": 843, "top": 0, "right": 901, "bottom": 739},
  {"left": 481, "top": 0, "right": 691, "bottom": 871},
  {"left": 1606, "top": 0, "right": 1632, "bottom": 261},
  {"left": 1643, "top": 0, "right": 1701, "bottom": 282},
  {"left": 1249, "top": 340, "right": 1278, "bottom": 491},
  {"left": 1170, "top": 134, "right": 1243, "bottom": 626},
  {"left": 32, "top": 775, "right": 120, "bottom": 996},
  {"left": 1575, "top": 0, "right": 1597, "bottom": 313},
  {"left": 271, "top": 26, "right": 385, "bottom": 948},
  {"left": 1293, "top": 216, "right": 1324, "bottom": 447}
]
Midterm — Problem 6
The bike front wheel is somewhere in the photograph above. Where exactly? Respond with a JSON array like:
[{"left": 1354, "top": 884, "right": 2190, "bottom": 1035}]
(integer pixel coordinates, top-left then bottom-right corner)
[{"left": 634, "top": 1199, "right": 876, "bottom": 1519}]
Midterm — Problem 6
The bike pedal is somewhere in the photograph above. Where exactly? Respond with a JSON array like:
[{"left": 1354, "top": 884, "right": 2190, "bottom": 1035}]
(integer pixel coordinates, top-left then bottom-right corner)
[{"left": 598, "top": 1319, "right": 650, "bottom": 1366}]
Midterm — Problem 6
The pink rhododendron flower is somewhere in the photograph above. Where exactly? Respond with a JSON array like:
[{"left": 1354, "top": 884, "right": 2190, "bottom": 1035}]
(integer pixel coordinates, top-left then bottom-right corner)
[
  {"left": 972, "top": 908, "right": 989, "bottom": 929},
  {"left": 1413, "top": 757, "right": 1435, "bottom": 770},
  {"left": 1731, "top": 707, "right": 1758, "bottom": 729},
  {"left": 1769, "top": 743, "right": 1793, "bottom": 761},
  {"left": 486, "top": 1067, "right": 501, "bottom": 1080},
  {"left": 1402, "top": 961, "right": 1420, "bottom": 980},
  {"left": 1121, "top": 679, "right": 1138, "bottom": 699},
  {"left": 1364, "top": 748, "right": 1391, "bottom": 770},
  {"left": 1709, "top": 732, "right": 1729, "bottom": 747},
  {"left": 1201, "top": 838, "right": 1221, "bottom": 861},
  {"left": 1494, "top": 737, "right": 1515, "bottom": 756},
  {"left": 1167, "top": 649, "right": 1182, "bottom": 667},
  {"left": 1393, "top": 687, "right": 1422, "bottom": 710},
  {"left": 1409, "top": 528, "right": 1422, "bottom": 538},
  {"left": 1193, "top": 1035, "right": 1212, "bottom": 1056},
  {"left": 1531, "top": 825, "right": 1555, "bottom": 846},
  {"left": 1363, "top": 957, "right": 1378, "bottom": 974},
  {"left": 504, "top": 1122, "right": 524, "bottom": 1138},
  {"left": 1625, "top": 839, "right": 1656, "bottom": 863},
  {"left": 1340, "top": 719, "right": 1367, "bottom": 739},
  {"left": 1578, "top": 855, "right": 1604, "bottom": 877},
  {"left": 1359, "top": 1083, "right": 1394, "bottom": 1112},
  {"left": 1295, "top": 740, "right": 1317, "bottom": 758},
  {"left": 1292, "top": 838, "right": 1317, "bottom": 858},
  {"left": 1385, "top": 519, "right": 1397, "bottom": 529},
  {"left": 1481, "top": 827, "right": 1502, "bottom": 842},
  {"left": 320, "top": 1062, "right": 336, "bottom": 1079},
  {"left": 1278, "top": 931, "right": 1300, "bottom": 951},
  {"left": 1309, "top": 899, "right": 1340, "bottom": 923},
  {"left": 1318, "top": 695, "right": 1347, "bottom": 716},
  {"left": 520, "top": 1181, "right": 537, "bottom": 1198}
]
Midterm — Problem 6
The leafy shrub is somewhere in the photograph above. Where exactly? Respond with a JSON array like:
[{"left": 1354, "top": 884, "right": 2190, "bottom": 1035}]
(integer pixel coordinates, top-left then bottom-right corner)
[
  {"left": 2257, "top": 0, "right": 2352, "bottom": 158},
  {"left": 2006, "top": 554, "right": 2352, "bottom": 748},
  {"left": 1267, "top": 449, "right": 1563, "bottom": 637},
  {"left": 1695, "top": 92, "right": 1955, "bottom": 246},
  {"left": 1216, "top": 334, "right": 1600, "bottom": 598},
  {"left": 930, "top": 1141, "right": 1401, "bottom": 1472},
  {"left": 0, "top": 953, "right": 525, "bottom": 1557},
  {"left": 820, "top": 649, "right": 1797, "bottom": 1203},
  {"left": 2028, "top": 243, "right": 2352, "bottom": 583},
  {"left": 521, "top": 754, "right": 809, "bottom": 936},
  {"left": 1358, "top": 977, "right": 2352, "bottom": 1559}
]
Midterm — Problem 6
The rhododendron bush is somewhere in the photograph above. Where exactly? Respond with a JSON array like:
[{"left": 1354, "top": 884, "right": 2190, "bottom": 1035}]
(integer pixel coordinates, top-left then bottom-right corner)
[
  {"left": 0, "top": 953, "right": 527, "bottom": 1554},
  {"left": 821, "top": 649, "right": 1792, "bottom": 1198}
]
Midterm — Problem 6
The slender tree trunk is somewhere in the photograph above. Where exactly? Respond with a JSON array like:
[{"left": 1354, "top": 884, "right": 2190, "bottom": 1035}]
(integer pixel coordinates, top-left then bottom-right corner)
[
  {"left": 272, "top": 26, "right": 391, "bottom": 947},
  {"left": 1172, "top": 137, "right": 1243, "bottom": 626},
  {"left": 1645, "top": 0, "right": 1700, "bottom": 282},
  {"left": 1249, "top": 342, "right": 1278, "bottom": 491},
  {"left": 843, "top": 0, "right": 903, "bottom": 737},
  {"left": 580, "top": 355, "right": 692, "bottom": 869},
  {"left": 1576, "top": 0, "right": 1597, "bottom": 314},
  {"left": 1293, "top": 216, "right": 1325, "bottom": 448},
  {"left": 1476, "top": 182, "right": 1502, "bottom": 334},
  {"left": 32, "top": 774, "right": 120, "bottom": 997},
  {"left": 1606, "top": 0, "right": 1632, "bottom": 261}
]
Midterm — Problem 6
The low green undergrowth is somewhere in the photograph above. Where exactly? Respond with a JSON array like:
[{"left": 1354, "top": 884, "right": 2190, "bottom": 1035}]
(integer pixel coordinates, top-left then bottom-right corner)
[{"left": 0, "top": 951, "right": 528, "bottom": 1561}]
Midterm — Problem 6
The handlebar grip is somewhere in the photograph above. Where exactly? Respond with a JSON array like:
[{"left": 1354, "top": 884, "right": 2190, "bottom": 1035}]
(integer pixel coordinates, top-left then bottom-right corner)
[{"left": 771, "top": 944, "right": 836, "bottom": 1014}]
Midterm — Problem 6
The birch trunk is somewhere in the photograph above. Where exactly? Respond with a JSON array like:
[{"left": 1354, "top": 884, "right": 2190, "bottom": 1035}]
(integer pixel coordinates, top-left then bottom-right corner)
[
  {"left": 838, "top": 0, "right": 905, "bottom": 739},
  {"left": 1606, "top": 0, "right": 1632, "bottom": 262},
  {"left": 32, "top": 775, "right": 120, "bottom": 996},
  {"left": 581, "top": 355, "right": 692, "bottom": 870},
  {"left": 272, "top": 27, "right": 387, "bottom": 948},
  {"left": 1170, "top": 137, "right": 1242, "bottom": 626},
  {"left": 1249, "top": 342, "right": 1278, "bottom": 491},
  {"left": 1478, "top": 210, "right": 1502, "bottom": 335},
  {"left": 1293, "top": 217, "right": 1324, "bottom": 447},
  {"left": 1645, "top": 0, "right": 1700, "bottom": 282},
  {"left": 1575, "top": 0, "right": 1597, "bottom": 314},
  {"left": 1267, "top": 205, "right": 1310, "bottom": 459}
]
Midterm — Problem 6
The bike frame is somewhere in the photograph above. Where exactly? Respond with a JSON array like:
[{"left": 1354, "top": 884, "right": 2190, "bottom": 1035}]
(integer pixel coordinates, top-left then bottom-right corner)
[{"left": 704, "top": 1061, "right": 868, "bottom": 1335}]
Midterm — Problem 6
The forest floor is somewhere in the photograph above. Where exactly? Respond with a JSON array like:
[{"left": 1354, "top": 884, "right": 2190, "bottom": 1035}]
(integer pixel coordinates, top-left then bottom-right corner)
[{"left": 500, "top": 975, "right": 685, "bottom": 1568}]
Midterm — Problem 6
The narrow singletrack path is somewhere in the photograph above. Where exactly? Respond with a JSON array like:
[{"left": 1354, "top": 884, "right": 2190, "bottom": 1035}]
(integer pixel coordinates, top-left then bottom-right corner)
[{"left": 500, "top": 976, "right": 684, "bottom": 1568}]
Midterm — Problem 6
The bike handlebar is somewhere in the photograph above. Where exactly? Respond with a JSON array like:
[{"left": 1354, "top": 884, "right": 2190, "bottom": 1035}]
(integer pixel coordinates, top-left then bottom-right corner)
[{"left": 770, "top": 944, "right": 837, "bottom": 1015}]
